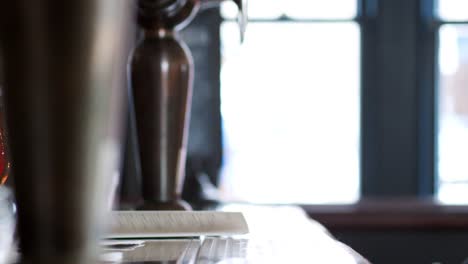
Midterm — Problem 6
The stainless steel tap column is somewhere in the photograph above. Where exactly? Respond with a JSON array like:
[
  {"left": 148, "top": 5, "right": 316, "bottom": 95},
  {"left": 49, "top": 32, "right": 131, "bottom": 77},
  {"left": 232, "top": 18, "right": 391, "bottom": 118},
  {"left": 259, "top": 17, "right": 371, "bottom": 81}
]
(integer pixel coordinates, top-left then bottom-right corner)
[{"left": 0, "top": 1, "right": 132, "bottom": 263}]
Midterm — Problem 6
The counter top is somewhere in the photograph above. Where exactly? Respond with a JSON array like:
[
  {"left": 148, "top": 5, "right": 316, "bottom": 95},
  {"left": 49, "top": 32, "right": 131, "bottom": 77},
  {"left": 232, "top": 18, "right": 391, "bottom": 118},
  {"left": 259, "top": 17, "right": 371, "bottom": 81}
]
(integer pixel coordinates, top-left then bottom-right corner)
[{"left": 108, "top": 205, "right": 370, "bottom": 263}]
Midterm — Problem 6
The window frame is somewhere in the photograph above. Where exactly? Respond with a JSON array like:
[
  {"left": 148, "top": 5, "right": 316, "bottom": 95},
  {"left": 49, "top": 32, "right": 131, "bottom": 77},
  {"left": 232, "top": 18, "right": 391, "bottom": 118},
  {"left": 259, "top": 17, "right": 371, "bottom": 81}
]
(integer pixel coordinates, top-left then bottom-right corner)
[
  {"left": 218, "top": 0, "right": 439, "bottom": 200},
  {"left": 360, "top": 0, "right": 437, "bottom": 197},
  {"left": 360, "top": 0, "right": 468, "bottom": 199},
  {"left": 191, "top": 0, "right": 466, "bottom": 204},
  {"left": 304, "top": 0, "right": 468, "bottom": 228}
]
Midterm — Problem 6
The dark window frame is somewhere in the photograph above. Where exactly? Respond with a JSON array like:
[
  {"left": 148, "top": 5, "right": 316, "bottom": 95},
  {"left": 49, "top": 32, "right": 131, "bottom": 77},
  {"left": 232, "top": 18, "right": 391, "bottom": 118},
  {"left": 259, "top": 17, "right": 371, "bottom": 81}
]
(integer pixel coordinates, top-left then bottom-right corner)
[
  {"left": 361, "top": 0, "right": 468, "bottom": 198},
  {"left": 306, "top": 0, "right": 468, "bottom": 228},
  {"left": 360, "top": 0, "right": 437, "bottom": 197}
]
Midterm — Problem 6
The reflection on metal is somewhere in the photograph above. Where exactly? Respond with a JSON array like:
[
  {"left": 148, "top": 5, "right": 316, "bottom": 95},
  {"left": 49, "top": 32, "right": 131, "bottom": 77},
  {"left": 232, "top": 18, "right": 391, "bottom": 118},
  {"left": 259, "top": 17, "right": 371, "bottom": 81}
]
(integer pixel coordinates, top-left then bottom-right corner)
[
  {"left": 104, "top": 206, "right": 370, "bottom": 263},
  {"left": 108, "top": 238, "right": 247, "bottom": 263},
  {"left": 196, "top": 237, "right": 248, "bottom": 264},
  {"left": 0, "top": 1, "right": 132, "bottom": 263},
  {"left": 121, "top": 239, "right": 201, "bottom": 262},
  {"left": 108, "top": 211, "right": 249, "bottom": 238},
  {"left": 130, "top": 0, "right": 247, "bottom": 210}
]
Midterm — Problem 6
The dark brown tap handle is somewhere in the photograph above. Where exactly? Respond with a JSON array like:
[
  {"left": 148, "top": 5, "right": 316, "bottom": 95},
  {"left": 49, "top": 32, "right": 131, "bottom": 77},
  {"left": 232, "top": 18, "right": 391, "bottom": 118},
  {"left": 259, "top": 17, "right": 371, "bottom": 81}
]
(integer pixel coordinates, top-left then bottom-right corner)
[
  {"left": 130, "top": 1, "right": 194, "bottom": 211},
  {"left": 129, "top": 0, "right": 247, "bottom": 211}
]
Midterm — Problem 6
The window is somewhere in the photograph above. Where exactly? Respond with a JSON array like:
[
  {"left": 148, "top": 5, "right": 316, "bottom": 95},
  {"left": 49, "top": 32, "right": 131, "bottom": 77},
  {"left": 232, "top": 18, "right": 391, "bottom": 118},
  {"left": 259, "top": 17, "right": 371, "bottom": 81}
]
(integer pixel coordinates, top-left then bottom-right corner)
[
  {"left": 218, "top": 1, "right": 360, "bottom": 203},
  {"left": 182, "top": 0, "right": 468, "bottom": 205},
  {"left": 436, "top": 0, "right": 468, "bottom": 203}
]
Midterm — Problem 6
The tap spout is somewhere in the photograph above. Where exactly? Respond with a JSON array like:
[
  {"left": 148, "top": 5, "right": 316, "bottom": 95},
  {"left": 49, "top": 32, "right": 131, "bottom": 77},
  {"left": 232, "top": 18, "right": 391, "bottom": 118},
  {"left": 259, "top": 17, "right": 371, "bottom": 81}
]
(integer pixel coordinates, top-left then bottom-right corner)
[{"left": 201, "top": 0, "right": 247, "bottom": 41}]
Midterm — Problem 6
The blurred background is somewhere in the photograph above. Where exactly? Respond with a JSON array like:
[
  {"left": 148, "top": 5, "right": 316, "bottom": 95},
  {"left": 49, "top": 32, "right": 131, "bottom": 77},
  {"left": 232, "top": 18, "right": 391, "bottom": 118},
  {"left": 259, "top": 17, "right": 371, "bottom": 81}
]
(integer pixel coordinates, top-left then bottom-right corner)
[
  {"left": 170, "top": 1, "right": 468, "bottom": 263},
  {"left": 180, "top": 0, "right": 468, "bottom": 205},
  {"left": 4, "top": 1, "right": 467, "bottom": 263}
]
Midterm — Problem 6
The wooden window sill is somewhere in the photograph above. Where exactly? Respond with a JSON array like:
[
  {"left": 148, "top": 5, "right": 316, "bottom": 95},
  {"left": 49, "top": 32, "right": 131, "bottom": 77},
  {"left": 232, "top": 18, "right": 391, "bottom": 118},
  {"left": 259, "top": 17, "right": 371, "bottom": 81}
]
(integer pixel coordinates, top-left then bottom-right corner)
[{"left": 302, "top": 198, "right": 468, "bottom": 230}]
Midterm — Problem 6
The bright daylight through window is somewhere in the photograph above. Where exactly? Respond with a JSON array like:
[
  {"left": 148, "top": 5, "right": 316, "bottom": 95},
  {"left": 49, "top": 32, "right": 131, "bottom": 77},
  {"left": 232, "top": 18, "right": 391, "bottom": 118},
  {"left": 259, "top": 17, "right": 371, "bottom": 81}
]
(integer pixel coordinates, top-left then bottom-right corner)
[
  {"left": 217, "top": 0, "right": 360, "bottom": 204},
  {"left": 437, "top": 0, "right": 468, "bottom": 203}
]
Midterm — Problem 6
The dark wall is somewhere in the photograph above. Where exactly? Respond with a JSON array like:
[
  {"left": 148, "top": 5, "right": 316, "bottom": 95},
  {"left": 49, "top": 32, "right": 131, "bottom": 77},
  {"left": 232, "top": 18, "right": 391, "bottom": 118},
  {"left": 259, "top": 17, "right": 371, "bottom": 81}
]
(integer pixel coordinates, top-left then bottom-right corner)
[{"left": 182, "top": 9, "right": 223, "bottom": 201}]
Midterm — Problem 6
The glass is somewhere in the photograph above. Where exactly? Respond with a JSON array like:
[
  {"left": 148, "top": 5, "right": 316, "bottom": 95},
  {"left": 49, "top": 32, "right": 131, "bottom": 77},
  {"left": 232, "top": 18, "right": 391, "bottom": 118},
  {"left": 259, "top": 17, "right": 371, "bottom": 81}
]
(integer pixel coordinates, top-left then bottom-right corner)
[
  {"left": 284, "top": 0, "right": 357, "bottom": 20},
  {"left": 0, "top": 88, "right": 8, "bottom": 186},
  {"left": 437, "top": 0, "right": 468, "bottom": 21},
  {"left": 438, "top": 183, "right": 468, "bottom": 204},
  {"left": 219, "top": 22, "right": 361, "bottom": 204},
  {"left": 437, "top": 25, "right": 468, "bottom": 203},
  {"left": 0, "top": 1, "right": 132, "bottom": 262},
  {"left": 221, "top": 0, "right": 357, "bottom": 20},
  {"left": 0, "top": 186, "right": 15, "bottom": 263},
  {"left": 222, "top": 0, "right": 283, "bottom": 20},
  {"left": 0, "top": 109, "right": 9, "bottom": 186}
]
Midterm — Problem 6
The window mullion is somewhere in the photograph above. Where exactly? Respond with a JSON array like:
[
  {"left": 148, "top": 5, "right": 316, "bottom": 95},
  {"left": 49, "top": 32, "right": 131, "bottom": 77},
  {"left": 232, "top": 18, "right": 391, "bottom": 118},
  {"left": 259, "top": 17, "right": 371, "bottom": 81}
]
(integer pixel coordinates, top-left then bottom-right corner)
[
  {"left": 361, "top": 0, "right": 428, "bottom": 197},
  {"left": 416, "top": 0, "right": 437, "bottom": 196}
]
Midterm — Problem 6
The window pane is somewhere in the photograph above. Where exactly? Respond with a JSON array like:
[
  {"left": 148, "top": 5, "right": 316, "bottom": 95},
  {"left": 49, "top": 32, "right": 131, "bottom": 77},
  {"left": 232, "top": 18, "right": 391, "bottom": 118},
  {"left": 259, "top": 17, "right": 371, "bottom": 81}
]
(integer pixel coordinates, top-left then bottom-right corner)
[
  {"left": 438, "top": 183, "right": 468, "bottom": 204},
  {"left": 219, "top": 22, "right": 361, "bottom": 204},
  {"left": 284, "top": 0, "right": 357, "bottom": 20},
  {"left": 221, "top": 0, "right": 283, "bottom": 20},
  {"left": 221, "top": 0, "right": 357, "bottom": 20},
  {"left": 437, "top": 25, "right": 468, "bottom": 203},
  {"left": 437, "top": 0, "right": 468, "bottom": 21}
]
